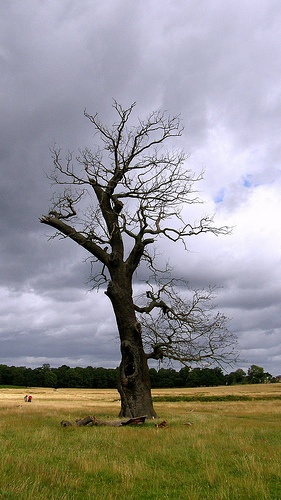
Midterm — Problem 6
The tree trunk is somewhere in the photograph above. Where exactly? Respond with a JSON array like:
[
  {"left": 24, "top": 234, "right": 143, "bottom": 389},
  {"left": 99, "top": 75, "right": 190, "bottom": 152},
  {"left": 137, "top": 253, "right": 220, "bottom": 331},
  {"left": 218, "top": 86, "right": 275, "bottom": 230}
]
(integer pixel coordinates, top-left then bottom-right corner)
[
  {"left": 105, "top": 276, "right": 157, "bottom": 419},
  {"left": 117, "top": 334, "right": 157, "bottom": 418}
]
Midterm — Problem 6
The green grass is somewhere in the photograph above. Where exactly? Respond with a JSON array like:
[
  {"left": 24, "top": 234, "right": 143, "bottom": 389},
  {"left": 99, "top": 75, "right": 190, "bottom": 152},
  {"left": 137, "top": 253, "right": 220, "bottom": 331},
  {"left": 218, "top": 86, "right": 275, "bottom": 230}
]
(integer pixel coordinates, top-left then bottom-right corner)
[
  {"left": 0, "top": 385, "right": 26, "bottom": 389},
  {"left": 0, "top": 387, "right": 280, "bottom": 499}
]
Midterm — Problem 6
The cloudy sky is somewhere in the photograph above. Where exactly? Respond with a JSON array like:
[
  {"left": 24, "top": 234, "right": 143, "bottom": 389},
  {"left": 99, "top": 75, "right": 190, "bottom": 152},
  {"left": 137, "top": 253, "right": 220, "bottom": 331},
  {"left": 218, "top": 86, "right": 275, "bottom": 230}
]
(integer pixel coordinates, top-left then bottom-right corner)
[{"left": 1, "top": 0, "right": 280, "bottom": 375}]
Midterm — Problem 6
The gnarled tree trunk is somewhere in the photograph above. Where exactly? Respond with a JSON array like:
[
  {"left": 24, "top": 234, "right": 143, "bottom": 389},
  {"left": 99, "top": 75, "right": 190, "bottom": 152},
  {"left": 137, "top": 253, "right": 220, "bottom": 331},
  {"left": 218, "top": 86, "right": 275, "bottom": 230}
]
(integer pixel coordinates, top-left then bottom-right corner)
[
  {"left": 118, "top": 333, "right": 156, "bottom": 418},
  {"left": 106, "top": 275, "right": 157, "bottom": 419}
]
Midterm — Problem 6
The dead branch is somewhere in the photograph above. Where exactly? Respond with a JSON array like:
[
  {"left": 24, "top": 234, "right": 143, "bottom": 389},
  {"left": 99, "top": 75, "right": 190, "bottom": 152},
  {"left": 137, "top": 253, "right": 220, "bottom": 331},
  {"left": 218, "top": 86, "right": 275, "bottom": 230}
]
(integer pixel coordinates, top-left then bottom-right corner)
[{"left": 75, "top": 415, "right": 95, "bottom": 426}]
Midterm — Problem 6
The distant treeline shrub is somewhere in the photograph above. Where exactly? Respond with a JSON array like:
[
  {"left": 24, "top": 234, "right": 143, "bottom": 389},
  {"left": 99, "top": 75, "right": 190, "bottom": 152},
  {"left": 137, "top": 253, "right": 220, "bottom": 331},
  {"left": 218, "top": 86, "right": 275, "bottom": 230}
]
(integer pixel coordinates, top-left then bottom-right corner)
[{"left": 0, "top": 363, "right": 276, "bottom": 389}]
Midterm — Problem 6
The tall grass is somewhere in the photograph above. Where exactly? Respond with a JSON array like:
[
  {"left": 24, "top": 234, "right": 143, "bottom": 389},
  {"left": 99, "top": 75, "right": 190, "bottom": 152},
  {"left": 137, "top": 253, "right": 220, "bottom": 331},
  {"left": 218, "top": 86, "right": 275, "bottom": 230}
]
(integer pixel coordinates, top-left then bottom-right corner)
[{"left": 0, "top": 385, "right": 280, "bottom": 499}]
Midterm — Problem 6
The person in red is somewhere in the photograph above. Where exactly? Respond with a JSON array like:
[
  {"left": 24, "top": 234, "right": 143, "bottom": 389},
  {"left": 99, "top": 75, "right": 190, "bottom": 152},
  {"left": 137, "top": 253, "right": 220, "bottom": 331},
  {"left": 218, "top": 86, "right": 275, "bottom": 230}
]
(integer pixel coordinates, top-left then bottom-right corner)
[{"left": 28, "top": 395, "right": 32, "bottom": 402}]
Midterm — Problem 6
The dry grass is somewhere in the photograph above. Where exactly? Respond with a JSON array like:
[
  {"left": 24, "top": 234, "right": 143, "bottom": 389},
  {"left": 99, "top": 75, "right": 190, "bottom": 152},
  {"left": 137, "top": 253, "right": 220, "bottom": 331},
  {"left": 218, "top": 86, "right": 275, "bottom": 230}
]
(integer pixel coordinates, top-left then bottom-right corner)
[{"left": 2, "top": 382, "right": 281, "bottom": 405}]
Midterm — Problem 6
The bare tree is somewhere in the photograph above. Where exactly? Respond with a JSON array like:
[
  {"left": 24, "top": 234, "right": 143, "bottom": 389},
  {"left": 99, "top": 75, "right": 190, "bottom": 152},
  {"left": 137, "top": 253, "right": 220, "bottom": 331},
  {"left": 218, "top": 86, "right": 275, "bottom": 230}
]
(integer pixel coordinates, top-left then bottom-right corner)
[{"left": 40, "top": 101, "right": 235, "bottom": 418}]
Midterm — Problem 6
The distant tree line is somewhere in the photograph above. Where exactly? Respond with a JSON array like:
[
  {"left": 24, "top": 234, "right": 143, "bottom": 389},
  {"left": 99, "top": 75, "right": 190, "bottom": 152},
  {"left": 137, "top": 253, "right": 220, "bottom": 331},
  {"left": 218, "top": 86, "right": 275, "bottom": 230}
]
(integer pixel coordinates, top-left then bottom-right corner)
[{"left": 0, "top": 363, "right": 278, "bottom": 389}]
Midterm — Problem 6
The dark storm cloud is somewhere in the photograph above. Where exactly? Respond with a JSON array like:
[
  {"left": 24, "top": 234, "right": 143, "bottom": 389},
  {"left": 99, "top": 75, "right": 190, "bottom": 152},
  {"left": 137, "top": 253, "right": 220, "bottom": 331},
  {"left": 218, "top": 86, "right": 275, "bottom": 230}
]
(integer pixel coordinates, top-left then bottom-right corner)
[{"left": 0, "top": 0, "right": 280, "bottom": 374}]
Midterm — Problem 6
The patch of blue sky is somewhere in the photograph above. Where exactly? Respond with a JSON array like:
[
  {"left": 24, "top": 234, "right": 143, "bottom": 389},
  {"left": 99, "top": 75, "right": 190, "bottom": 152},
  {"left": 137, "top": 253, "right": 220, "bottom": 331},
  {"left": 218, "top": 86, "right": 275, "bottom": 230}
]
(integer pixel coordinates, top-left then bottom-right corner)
[
  {"left": 214, "top": 188, "right": 225, "bottom": 203},
  {"left": 243, "top": 174, "right": 254, "bottom": 188}
]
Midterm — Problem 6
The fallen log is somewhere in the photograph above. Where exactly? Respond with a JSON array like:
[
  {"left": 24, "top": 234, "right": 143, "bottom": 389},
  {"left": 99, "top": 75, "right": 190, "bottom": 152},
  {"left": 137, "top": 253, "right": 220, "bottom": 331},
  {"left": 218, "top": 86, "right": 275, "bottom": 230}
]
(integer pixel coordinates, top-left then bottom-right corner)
[
  {"left": 93, "top": 419, "right": 122, "bottom": 427},
  {"left": 120, "top": 415, "right": 147, "bottom": 426},
  {"left": 92, "top": 416, "right": 146, "bottom": 426},
  {"left": 61, "top": 415, "right": 147, "bottom": 428},
  {"left": 75, "top": 415, "right": 95, "bottom": 427}
]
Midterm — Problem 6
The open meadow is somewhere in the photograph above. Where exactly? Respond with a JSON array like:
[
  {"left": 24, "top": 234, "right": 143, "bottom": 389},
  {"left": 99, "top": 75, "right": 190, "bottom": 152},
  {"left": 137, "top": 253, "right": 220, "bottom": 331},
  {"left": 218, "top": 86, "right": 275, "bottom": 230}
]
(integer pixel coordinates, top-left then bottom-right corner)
[{"left": 0, "top": 384, "right": 280, "bottom": 499}]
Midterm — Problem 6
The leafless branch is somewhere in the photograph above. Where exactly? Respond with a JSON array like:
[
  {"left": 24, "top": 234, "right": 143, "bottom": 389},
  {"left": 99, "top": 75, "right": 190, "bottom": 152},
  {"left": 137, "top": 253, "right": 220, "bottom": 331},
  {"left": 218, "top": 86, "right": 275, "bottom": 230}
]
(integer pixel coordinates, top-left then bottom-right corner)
[{"left": 134, "top": 279, "right": 237, "bottom": 368}]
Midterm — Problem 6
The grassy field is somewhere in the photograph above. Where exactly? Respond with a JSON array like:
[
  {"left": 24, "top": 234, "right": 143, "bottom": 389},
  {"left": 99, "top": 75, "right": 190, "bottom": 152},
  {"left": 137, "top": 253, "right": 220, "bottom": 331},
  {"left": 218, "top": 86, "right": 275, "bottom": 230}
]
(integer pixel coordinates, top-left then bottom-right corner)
[{"left": 0, "top": 385, "right": 280, "bottom": 499}]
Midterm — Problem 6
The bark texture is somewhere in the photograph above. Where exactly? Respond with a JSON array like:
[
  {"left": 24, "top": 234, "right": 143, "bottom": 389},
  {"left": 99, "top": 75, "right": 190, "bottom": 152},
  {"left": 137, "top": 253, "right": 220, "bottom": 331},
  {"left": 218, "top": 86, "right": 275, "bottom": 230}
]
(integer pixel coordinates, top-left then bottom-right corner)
[
  {"left": 106, "top": 276, "right": 157, "bottom": 418},
  {"left": 118, "top": 338, "right": 156, "bottom": 418}
]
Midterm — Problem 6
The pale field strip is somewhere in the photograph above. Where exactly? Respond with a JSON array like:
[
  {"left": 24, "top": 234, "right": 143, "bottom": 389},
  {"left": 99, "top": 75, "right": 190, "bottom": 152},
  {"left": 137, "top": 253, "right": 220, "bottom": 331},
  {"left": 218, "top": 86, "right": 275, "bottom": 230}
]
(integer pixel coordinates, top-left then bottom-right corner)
[
  {"left": 0, "top": 384, "right": 281, "bottom": 414},
  {"left": 0, "top": 388, "right": 121, "bottom": 410}
]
